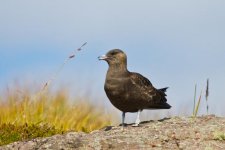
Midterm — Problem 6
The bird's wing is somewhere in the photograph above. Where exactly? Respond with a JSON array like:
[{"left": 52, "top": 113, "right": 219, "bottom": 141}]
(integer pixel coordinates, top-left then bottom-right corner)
[
  {"left": 129, "top": 72, "right": 167, "bottom": 104},
  {"left": 130, "top": 72, "right": 152, "bottom": 90}
]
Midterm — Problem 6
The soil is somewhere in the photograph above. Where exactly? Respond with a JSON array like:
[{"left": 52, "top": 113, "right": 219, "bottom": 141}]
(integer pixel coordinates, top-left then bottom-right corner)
[{"left": 1, "top": 115, "right": 225, "bottom": 150}]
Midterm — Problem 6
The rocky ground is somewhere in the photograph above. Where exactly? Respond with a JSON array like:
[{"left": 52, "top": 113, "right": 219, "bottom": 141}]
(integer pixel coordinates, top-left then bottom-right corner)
[{"left": 1, "top": 115, "right": 225, "bottom": 150}]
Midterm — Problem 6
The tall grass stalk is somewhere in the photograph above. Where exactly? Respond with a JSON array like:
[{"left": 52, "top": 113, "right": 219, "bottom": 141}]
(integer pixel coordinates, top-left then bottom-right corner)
[
  {"left": 41, "top": 42, "right": 87, "bottom": 92},
  {"left": 205, "top": 78, "right": 209, "bottom": 115},
  {"left": 192, "top": 84, "right": 197, "bottom": 116}
]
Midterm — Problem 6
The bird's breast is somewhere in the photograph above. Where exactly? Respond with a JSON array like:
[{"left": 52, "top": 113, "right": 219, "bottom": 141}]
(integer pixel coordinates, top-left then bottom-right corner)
[
  {"left": 104, "top": 76, "right": 140, "bottom": 112},
  {"left": 104, "top": 77, "right": 129, "bottom": 98}
]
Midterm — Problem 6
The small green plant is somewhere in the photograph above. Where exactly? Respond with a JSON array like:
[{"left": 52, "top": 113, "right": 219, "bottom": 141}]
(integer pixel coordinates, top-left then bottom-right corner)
[{"left": 213, "top": 131, "right": 225, "bottom": 141}]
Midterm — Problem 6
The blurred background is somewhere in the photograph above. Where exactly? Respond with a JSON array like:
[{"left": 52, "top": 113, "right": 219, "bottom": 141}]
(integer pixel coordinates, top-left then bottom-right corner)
[{"left": 1, "top": 0, "right": 225, "bottom": 123}]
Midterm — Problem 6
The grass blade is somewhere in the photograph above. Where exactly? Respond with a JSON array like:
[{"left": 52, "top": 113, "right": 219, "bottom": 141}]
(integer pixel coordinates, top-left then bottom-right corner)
[
  {"left": 192, "top": 84, "right": 197, "bottom": 116},
  {"left": 194, "top": 90, "right": 202, "bottom": 117},
  {"left": 205, "top": 78, "right": 209, "bottom": 115}
]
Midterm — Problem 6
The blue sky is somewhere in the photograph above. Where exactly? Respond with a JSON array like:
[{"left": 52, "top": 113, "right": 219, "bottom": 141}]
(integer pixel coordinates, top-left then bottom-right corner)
[{"left": 1, "top": 1, "right": 225, "bottom": 118}]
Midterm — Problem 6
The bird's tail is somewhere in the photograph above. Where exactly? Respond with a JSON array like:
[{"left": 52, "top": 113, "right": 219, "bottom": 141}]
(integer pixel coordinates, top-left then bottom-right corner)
[
  {"left": 147, "top": 102, "right": 171, "bottom": 109},
  {"left": 158, "top": 87, "right": 169, "bottom": 93},
  {"left": 158, "top": 87, "right": 169, "bottom": 97},
  {"left": 157, "top": 87, "right": 171, "bottom": 109},
  {"left": 159, "top": 102, "right": 171, "bottom": 109}
]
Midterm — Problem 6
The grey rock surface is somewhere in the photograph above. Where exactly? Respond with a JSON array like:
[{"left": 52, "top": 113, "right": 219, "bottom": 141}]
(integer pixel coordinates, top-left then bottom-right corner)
[{"left": 1, "top": 115, "right": 225, "bottom": 150}]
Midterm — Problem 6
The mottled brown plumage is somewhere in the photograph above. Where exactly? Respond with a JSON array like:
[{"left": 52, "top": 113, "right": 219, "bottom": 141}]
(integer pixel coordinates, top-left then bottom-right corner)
[{"left": 99, "top": 49, "right": 171, "bottom": 126}]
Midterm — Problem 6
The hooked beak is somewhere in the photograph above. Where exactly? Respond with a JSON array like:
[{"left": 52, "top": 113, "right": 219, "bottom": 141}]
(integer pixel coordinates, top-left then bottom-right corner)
[{"left": 98, "top": 55, "right": 108, "bottom": 60}]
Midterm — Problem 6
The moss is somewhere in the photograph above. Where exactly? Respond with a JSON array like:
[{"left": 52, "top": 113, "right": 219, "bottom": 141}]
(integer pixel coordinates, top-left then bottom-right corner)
[{"left": 0, "top": 123, "right": 63, "bottom": 146}]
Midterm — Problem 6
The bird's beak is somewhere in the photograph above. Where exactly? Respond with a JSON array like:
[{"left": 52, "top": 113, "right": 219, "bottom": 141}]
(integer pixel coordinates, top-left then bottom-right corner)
[{"left": 98, "top": 55, "right": 108, "bottom": 60}]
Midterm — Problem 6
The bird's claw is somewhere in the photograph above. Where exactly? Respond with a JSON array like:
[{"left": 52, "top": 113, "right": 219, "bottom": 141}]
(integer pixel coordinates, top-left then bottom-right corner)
[{"left": 132, "top": 123, "right": 139, "bottom": 127}]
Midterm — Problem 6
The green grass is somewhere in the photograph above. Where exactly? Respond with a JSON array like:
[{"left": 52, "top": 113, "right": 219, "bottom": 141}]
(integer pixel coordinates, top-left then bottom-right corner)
[
  {"left": 0, "top": 123, "right": 63, "bottom": 146},
  {"left": 0, "top": 87, "right": 116, "bottom": 146}
]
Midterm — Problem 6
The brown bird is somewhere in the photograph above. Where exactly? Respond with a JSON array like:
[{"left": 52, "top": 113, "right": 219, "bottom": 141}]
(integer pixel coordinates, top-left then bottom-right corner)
[{"left": 98, "top": 49, "right": 171, "bottom": 126}]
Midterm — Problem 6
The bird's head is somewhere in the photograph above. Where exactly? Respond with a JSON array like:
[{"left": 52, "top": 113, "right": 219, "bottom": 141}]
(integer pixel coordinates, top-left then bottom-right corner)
[{"left": 98, "top": 49, "right": 127, "bottom": 67}]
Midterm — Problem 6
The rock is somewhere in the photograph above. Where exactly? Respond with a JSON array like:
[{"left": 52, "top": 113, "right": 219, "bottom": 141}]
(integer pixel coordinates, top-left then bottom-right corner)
[{"left": 1, "top": 115, "right": 225, "bottom": 150}]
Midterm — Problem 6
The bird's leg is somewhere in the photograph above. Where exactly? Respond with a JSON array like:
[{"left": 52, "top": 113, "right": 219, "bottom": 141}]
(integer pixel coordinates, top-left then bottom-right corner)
[
  {"left": 122, "top": 112, "right": 125, "bottom": 127},
  {"left": 132, "top": 110, "right": 141, "bottom": 127}
]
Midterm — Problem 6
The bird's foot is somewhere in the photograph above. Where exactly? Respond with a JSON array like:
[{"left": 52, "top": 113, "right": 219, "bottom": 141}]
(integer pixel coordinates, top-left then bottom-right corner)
[
  {"left": 119, "top": 123, "right": 126, "bottom": 130},
  {"left": 132, "top": 110, "right": 141, "bottom": 127},
  {"left": 132, "top": 123, "right": 140, "bottom": 127},
  {"left": 119, "top": 123, "right": 127, "bottom": 127},
  {"left": 120, "top": 124, "right": 126, "bottom": 131}
]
